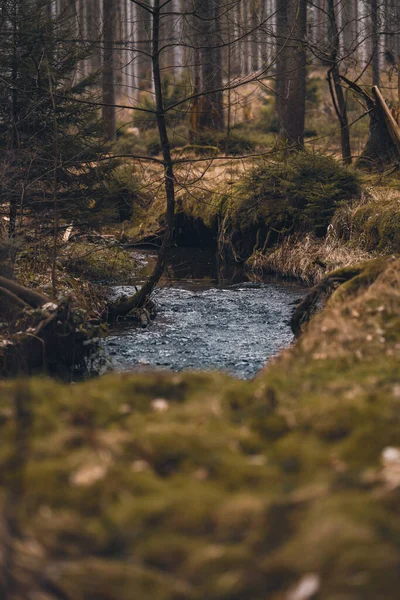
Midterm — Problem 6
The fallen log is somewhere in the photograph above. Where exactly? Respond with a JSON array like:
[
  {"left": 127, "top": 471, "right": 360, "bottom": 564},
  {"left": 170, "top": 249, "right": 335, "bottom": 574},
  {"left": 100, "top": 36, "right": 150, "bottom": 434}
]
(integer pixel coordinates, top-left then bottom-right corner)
[
  {"left": 0, "top": 276, "right": 49, "bottom": 308},
  {"left": 0, "top": 287, "right": 30, "bottom": 311}
]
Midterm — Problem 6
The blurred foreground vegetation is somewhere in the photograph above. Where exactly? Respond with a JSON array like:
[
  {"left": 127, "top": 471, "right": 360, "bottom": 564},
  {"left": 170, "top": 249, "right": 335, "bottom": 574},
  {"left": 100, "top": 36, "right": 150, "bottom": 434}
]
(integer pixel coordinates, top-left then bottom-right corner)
[{"left": 1, "top": 256, "right": 400, "bottom": 599}]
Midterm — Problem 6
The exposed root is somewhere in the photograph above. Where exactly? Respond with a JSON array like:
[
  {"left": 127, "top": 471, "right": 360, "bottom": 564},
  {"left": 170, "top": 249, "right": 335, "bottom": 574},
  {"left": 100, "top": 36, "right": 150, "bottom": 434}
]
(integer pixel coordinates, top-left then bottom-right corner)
[{"left": 290, "top": 259, "right": 389, "bottom": 336}]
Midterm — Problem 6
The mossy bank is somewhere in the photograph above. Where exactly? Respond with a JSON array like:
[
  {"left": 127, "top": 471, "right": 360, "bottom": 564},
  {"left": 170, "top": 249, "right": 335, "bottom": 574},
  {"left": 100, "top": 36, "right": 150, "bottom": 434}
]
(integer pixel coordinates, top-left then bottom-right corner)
[
  {"left": 1, "top": 256, "right": 400, "bottom": 599},
  {"left": 130, "top": 151, "right": 399, "bottom": 285}
]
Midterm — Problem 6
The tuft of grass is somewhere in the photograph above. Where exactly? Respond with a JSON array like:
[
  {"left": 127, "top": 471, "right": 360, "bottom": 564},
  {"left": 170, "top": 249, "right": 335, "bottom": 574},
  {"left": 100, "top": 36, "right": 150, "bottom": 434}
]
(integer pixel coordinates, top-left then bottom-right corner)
[
  {"left": 334, "top": 186, "right": 400, "bottom": 253},
  {"left": 248, "top": 229, "right": 372, "bottom": 285}
]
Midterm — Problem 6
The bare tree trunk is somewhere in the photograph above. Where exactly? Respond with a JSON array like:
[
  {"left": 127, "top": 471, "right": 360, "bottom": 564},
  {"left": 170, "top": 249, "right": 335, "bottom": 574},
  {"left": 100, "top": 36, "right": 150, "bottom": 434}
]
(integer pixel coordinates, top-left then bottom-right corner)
[
  {"left": 107, "top": 0, "right": 176, "bottom": 319},
  {"left": 371, "top": 0, "right": 380, "bottom": 86},
  {"left": 251, "top": 0, "right": 259, "bottom": 72},
  {"left": 342, "top": 0, "right": 358, "bottom": 63},
  {"left": 277, "top": 0, "right": 307, "bottom": 149},
  {"left": 102, "top": 0, "right": 116, "bottom": 141},
  {"left": 327, "top": 0, "right": 352, "bottom": 164},
  {"left": 129, "top": 0, "right": 140, "bottom": 104},
  {"left": 9, "top": 0, "right": 19, "bottom": 237},
  {"left": 193, "top": 0, "right": 224, "bottom": 132}
]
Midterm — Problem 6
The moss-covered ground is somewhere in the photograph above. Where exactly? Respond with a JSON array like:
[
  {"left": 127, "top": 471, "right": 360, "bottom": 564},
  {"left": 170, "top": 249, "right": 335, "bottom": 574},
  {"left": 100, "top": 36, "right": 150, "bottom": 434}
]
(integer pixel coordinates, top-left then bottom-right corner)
[{"left": 1, "top": 256, "right": 400, "bottom": 598}]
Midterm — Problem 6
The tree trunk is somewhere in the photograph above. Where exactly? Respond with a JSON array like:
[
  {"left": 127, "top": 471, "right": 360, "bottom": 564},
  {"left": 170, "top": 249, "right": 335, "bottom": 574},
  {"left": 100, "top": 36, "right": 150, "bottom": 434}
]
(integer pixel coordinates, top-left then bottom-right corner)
[
  {"left": 276, "top": 0, "right": 307, "bottom": 149},
  {"left": 371, "top": 0, "right": 380, "bottom": 87},
  {"left": 191, "top": 0, "right": 224, "bottom": 133},
  {"left": 341, "top": 76, "right": 399, "bottom": 168},
  {"left": 102, "top": 0, "right": 116, "bottom": 141},
  {"left": 107, "top": 0, "right": 176, "bottom": 320},
  {"left": 327, "top": 0, "right": 352, "bottom": 164},
  {"left": 358, "top": 92, "right": 399, "bottom": 168},
  {"left": 9, "top": 0, "right": 19, "bottom": 237},
  {"left": 342, "top": 0, "right": 358, "bottom": 63}
]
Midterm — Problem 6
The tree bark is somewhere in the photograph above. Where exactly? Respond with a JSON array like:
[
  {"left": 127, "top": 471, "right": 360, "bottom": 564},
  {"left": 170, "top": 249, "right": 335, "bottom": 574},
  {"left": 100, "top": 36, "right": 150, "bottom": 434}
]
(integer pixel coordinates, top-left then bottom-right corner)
[
  {"left": 342, "top": 0, "right": 358, "bottom": 63},
  {"left": 371, "top": 0, "right": 380, "bottom": 87},
  {"left": 276, "top": 0, "right": 307, "bottom": 149},
  {"left": 102, "top": 0, "right": 116, "bottom": 141},
  {"left": 191, "top": 0, "right": 224, "bottom": 133},
  {"left": 107, "top": 0, "right": 176, "bottom": 320},
  {"left": 9, "top": 0, "right": 19, "bottom": 237},
  {"left": 327, "top": 0, "right": 352, "bottom": 164}
]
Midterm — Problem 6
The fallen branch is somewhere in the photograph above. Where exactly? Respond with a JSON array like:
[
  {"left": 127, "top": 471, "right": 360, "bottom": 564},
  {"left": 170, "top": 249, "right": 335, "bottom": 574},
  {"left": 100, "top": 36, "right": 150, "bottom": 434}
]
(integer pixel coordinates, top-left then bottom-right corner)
[{"left": 0, "top": 287, "right": 30, "bottom": 311}]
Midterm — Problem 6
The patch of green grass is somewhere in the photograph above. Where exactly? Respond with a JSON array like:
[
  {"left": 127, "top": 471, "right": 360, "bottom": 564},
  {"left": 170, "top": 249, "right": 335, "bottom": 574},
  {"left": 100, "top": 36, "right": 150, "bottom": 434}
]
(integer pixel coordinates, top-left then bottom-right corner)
[{"left": 64, "top": 243, "right": 137, "bottom": 283}]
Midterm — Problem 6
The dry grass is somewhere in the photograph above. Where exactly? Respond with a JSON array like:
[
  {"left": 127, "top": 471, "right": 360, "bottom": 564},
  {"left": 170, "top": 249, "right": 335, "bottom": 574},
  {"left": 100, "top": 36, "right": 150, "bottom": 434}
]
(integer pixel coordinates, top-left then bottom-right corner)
[{"left": 248, "top": 227, "right": 372, "bottom": 285}]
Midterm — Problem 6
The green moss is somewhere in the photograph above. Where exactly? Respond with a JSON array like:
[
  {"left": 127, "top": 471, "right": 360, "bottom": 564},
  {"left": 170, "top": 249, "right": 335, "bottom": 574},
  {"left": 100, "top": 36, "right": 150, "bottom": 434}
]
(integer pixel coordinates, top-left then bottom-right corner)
[
  {"left": 178, "top": 152, "right": 360, "bottom": 260},
  {"left": 1, "top": 259, "right": 400, "bottom": 598},
  {"left": 65, "top": 243, "right": 137, "bottom": 283},
  {"left": 350, "top": 193, "right": 400, "bottom": 252}
]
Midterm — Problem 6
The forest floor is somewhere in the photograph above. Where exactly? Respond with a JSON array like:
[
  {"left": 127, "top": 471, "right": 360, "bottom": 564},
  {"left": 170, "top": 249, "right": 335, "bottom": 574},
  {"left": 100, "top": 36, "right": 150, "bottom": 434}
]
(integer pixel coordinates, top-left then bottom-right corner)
[{"left": 1, "top": 255, "right": 399, "bottom": 599}]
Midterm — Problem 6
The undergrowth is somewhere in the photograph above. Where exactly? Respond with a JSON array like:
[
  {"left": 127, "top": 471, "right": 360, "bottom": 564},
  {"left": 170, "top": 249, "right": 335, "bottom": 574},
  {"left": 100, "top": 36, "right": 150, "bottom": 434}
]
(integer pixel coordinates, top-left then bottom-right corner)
[
  {"left": 14, "top": 238, "right": 137, "bottom": 316},
  {"left": 335, "top": 186, "right": 400, "bottom": 253},
  {"left": 248, "top": 229, "right": 372, "bottom": 285},
  {"left": 177, "top": 151, "right": 360, "bottom": 261},
  {"left": 64, "top": 242, "right": 137, "bottom": 284}
]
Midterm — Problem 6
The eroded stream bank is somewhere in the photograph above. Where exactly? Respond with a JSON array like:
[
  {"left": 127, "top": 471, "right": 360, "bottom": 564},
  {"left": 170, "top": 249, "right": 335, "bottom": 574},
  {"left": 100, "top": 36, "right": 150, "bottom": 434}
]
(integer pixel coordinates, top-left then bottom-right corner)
[{"left": 102, "top": 249, "right": 306, "bottom": 378}]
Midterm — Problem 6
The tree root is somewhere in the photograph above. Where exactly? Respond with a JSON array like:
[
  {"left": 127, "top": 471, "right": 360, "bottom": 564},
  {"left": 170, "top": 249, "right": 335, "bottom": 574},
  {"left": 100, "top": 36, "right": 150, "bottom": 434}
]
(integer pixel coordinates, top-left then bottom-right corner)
[
  {"left": 0, "top": 276, "right": 49, "bottom": 308},
  {"left": 291, "top": 266, "right": 365, "bottom": 336},
  {"left": 0, "top": 287, "right": 30, "bottom": 311}
]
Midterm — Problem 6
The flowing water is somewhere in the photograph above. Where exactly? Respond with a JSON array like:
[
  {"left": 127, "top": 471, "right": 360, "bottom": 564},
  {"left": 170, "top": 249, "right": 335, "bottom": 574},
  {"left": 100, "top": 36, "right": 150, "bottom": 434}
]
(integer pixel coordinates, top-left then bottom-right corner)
[{"left": 102, "top": 249, "right": 306, "bottom": 379}]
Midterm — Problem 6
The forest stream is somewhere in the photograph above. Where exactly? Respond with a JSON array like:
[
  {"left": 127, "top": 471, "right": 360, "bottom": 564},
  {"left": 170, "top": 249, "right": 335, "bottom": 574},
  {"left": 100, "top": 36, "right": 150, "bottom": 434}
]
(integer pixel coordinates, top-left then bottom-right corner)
[{"left": 102, "top": 249, "right": 306, "bottom": 379}]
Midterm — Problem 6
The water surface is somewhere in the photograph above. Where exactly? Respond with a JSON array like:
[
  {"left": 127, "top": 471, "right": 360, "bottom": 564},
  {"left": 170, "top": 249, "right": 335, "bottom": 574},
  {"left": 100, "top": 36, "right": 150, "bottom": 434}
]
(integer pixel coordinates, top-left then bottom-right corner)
[{"left": 102, "top": 249, "right": 305, "bottom": 379}]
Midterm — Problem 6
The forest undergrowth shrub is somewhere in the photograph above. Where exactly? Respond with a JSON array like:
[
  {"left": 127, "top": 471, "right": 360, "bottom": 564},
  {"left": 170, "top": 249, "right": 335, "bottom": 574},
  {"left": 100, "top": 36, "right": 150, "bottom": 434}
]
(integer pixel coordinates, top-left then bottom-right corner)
[
  {"left": 114, "top": 125, "right": 189, "bottom": 157},
  {"left": 102, "top": 165, "right": 149, "bottom": 222},
  {"left": 14, "top": 238, "right": 137, "bottom": 316},
  {"left": 131, "top": 78, "right": 188, "bottom": 132},
  {"left": 188, "top": 129, "right": 258, "bottom": 156},
  {"left": 237, "top": 151, "right": 359, "bottom": 235}
]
